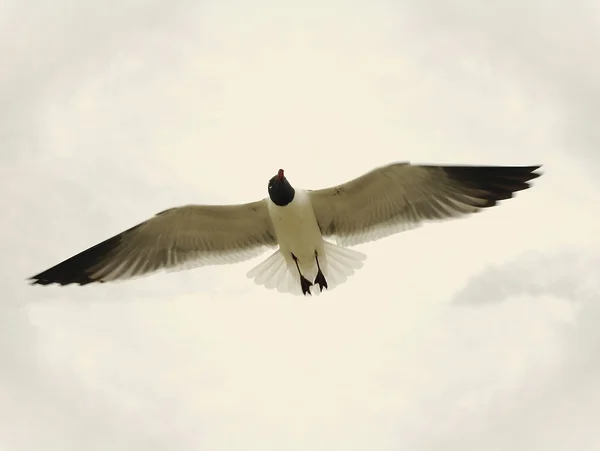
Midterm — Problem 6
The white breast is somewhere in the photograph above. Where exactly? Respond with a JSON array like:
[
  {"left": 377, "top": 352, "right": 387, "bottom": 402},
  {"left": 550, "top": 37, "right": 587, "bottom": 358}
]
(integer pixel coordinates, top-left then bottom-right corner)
[{"left": 267, "top": 189, "right": 324, "bottom": 265}]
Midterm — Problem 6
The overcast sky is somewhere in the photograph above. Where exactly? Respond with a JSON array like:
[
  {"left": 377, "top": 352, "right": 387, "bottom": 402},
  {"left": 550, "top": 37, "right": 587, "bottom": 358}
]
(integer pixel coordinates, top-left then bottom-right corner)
[{"left": 2, "top": 1, "right": 600, "bottom": 450}]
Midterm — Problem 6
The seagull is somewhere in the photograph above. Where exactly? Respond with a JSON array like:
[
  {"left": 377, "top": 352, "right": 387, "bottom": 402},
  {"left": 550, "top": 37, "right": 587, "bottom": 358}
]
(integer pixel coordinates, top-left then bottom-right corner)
[{"left": 29, "top": 162, "right": 542, "bottom": 295}]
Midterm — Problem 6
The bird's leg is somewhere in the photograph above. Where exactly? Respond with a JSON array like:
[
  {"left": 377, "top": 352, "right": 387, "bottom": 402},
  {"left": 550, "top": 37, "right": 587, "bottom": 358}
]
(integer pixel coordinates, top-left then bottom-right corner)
[
  {"left": 314, "top": 250, "right": 328, "bottom": 292},
  {"left": 292, "top": 253, "right": 312, "bottom": 296}
]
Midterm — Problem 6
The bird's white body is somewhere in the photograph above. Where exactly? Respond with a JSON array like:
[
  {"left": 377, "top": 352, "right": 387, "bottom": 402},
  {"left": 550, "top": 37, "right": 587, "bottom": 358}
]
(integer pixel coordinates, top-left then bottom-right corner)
[
  {"left": 267, "top": 189, "right": 324, "bottom": 278},
  {"left": 247, "top": 189, "right": 367, "bottom": 295}
]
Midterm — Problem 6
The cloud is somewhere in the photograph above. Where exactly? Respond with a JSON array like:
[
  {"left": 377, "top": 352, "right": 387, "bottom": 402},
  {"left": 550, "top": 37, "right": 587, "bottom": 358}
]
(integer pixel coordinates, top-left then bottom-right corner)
[
  {"left": 403, "top": 0, "right": 600, "bottom": 174},
  {"left": 0, "top": 1, "right": 194, "bottom": 165},
  {"left": 452, "top": 249, "right": 600, "bottom": 305},
  {"left": 0, "top": 303, "right": 185, "bottom": 450},
  {"left": 421, "top": 251, "right": 600, "bottom": 450}
]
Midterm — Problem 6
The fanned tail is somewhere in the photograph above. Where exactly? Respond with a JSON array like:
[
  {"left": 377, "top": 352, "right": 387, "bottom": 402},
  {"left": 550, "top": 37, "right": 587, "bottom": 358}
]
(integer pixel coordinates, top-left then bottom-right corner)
[
  {"left": 246, "top": 241, "right": 366, "bottom": 296},
  {"left": 318, "top": 241, "right": 366, "bottom": 289},
  {"left": 246, "top": 250, "right": 298, "bottom": 295}
]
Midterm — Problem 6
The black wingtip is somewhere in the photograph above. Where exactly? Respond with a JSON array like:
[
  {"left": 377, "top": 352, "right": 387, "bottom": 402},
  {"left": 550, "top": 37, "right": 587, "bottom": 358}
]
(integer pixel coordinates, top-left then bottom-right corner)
[
  {"left": 28, "top": 267, "right": 100, "bottom": 286},
  {"left": 27, "top": 273, "right": 97, "bottom": 286},
  {"left": 440, "top": 164, "right": 543, "bottom": 207},
  {"left": 28, "top": 227, "right": 137, "bottom": 287}
]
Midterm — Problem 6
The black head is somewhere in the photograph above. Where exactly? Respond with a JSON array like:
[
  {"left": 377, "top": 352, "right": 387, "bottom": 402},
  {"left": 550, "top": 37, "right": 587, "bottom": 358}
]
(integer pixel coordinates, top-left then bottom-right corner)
[{"left": 268, "top": 169, "right": 295, "bottom": 206}]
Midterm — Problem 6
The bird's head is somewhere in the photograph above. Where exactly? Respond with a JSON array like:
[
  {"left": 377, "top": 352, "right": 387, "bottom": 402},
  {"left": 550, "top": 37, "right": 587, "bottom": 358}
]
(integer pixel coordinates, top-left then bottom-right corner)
[{"left": 268, "top": 168, "right": 295, "bottom": 206}]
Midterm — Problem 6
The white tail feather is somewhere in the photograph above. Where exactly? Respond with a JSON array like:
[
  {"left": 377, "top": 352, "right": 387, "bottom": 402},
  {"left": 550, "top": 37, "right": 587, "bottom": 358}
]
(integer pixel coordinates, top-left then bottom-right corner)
[{"left": 246, "top": 241, "right": 366, "bottom": 296}]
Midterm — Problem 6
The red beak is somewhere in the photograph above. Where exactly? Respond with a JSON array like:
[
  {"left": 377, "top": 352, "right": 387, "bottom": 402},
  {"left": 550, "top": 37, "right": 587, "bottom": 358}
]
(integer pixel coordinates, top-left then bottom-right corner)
[{"left": 277, "top": 169, "right": 284, "bottom": 180}]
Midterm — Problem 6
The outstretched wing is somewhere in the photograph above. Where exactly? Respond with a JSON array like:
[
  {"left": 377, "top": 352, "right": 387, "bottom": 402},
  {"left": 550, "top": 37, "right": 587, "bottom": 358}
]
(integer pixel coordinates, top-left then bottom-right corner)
[
  {"left": 30, "top": 200, "right": 277, "bottom": 285},
  {"left": 309, "top": 163, "right": 542, "bottom": 246}
]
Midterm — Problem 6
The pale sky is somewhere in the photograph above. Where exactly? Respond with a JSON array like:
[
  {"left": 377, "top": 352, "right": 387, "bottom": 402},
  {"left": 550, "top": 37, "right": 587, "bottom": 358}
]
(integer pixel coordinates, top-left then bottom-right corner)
[{"left": 2, "top": 1, "right": 600, "bottom": 450}]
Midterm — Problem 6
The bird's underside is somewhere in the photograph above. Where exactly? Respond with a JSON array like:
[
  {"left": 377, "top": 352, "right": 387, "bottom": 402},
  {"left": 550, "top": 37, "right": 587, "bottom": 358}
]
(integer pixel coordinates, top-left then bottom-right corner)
[{"left": 29, "top": 163, "right": 542, "bottom": 295}]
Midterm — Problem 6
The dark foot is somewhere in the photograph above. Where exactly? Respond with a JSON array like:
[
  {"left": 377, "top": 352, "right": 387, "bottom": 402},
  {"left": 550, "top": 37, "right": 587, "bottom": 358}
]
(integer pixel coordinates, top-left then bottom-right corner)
[
  {"left": 300, "top": 276, "right": 313, "bottom": 296},
  {"left": 313, "top": 250, "right": 328, "bottom": 292},
  {"left": 314, "top": 270, "right": 328, "bottom": 292},
  {"left": 291, "top": 253, "right": 313, "bottom": 296}
]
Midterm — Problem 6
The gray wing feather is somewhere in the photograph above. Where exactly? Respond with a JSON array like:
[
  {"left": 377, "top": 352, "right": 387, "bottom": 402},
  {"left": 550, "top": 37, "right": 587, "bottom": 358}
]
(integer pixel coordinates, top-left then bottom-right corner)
[
  {"left": 309, "top": 162, "right": 542, "bottom": 246},
  {"left": 30, "top": 200, "right": 277, "bottom": 285}
]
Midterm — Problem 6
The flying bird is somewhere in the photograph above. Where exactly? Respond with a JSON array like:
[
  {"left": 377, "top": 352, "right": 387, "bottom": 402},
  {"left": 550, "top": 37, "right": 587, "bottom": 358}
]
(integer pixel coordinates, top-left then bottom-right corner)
[{"left": 29, "top": 162, "right": 542, "bottom": 295}]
